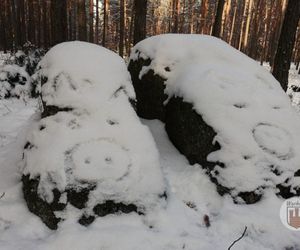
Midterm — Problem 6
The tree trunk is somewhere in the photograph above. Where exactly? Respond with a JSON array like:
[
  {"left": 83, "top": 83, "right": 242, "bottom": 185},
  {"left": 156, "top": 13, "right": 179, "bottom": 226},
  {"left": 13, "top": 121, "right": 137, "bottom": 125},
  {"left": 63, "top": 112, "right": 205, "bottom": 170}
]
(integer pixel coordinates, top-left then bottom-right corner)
[
  {"left": 95, "top": 0, "right": 99, "bottom": 43},
  {"left": 27, "top": 0, "right": 35, "bottom": 44},
  {"left": 42, "top": 0, "right": 50, "bottom": 48},
  {"left": 272, "top": 0, "right": 300, "bottom": 91},
  {"left": 212, "top": 0, "right": 225, "bottom": 37},
  {"left": 0, "top": 3, "right": 8, "bottom": 52},
  {"left": 11, "top": 0, "right": 20, "bottom": 50},
  {"left": 102, "top": 0, "right": 109, "bottom": 46},
  {"left": 77, "top": 0, "right": 87, "bottom": 41},
  {"left": 119, "top": 0, "right": 125, "bottom": 57},
  {"left": 133, "top": 0, "right": 147, "bottom": 44},
  {"left": 172, "top": 0, "right": 180, "bottom": 33},
  {"left": 51, "top": 0, "right": 67, "bottom": 46},
  {"left": 89, "top": 0, "right": 94, "bottom": 42}
]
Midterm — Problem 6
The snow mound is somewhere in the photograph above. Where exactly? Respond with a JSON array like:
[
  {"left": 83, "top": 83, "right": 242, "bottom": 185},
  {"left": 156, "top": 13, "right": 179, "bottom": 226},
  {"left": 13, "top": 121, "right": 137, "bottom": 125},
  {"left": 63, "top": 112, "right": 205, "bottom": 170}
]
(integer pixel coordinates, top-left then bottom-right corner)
[
  {"left": 22, "top": 41, "right": 166, "bottom": 229},
  {"left": 129, "top": 34, "right": 300, "bottom": 203},
  {"left": 0, "top": 64, "right": 31, "bottom": 99}
]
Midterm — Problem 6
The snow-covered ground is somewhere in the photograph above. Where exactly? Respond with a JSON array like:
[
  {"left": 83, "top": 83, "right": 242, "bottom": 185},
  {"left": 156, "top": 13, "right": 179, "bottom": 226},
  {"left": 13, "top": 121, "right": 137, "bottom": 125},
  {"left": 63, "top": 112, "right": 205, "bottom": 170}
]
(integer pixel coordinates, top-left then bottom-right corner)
[{"left": 0, "top": 59, "right": 300, "bottom": 249}]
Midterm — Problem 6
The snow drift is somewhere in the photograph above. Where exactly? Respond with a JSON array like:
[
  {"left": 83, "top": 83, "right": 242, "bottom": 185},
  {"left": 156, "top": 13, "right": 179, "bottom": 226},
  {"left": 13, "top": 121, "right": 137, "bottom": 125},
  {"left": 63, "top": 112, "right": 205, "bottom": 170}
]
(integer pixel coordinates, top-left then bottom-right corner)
[
  {"left": 128, "top": 34, "right": 300, "bottom": 204},
  {"left": 22, "top": 41, "right": 167, "bottom": 229}
]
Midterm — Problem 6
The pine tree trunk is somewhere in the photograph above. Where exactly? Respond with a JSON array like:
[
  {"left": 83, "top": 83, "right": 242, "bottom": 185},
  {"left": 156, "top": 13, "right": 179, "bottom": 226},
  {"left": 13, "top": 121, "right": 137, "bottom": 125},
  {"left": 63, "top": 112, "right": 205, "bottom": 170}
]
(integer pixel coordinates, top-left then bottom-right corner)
[
  {"left": 272, "top": 0, "right": 300, "bottom": 91},
  {"left": 0, "top": 4, "right": 8, "bottom": 52},
  {"left": 77, "top": 0, "right": 87, "bottom": 41},
  {"left": 89, "top": 0, "right": 94, "bottom": 42},
  {"left": 172, "top": 0, "right": 180, "bottom": 33},
  {"left": 133, "top": 0, "right": 147, "bottom": 44},
  {"left": 11, "top": 0, "right": 19, "bottom": 50},
  {"left": 102, "top": 0, "right": 108, "bottom": 46},
  {"left": 51, "top": 0, "right": 67, "bottom": 45},
  {"left": 212, "top": 0, "right": 225, "bottom": 37},
  {"left": 119, "top": 0, "right": 125, "bottom": 57},
  {"left": 42, "top": 0, "right": 50, "bottom": 48},
  {"left": 95, "top": 0, "right": 99, "bottom": 43},
  {"left": 27, "top": 0, "right": 35, "bottom": 44}
]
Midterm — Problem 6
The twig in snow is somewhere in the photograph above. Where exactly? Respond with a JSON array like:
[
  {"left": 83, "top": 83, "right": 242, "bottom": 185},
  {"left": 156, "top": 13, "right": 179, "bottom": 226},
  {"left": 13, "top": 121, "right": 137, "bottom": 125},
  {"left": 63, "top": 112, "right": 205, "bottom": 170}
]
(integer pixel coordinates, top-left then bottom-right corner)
[
  {"left": 1, "top": 103, "right": 12, "bottom": 113},
  {"left": 0, "top": 192, "right": 5, "bottom": 199},
  {"left": 228, "top": 226, "right": 248, "bottom": 250}
]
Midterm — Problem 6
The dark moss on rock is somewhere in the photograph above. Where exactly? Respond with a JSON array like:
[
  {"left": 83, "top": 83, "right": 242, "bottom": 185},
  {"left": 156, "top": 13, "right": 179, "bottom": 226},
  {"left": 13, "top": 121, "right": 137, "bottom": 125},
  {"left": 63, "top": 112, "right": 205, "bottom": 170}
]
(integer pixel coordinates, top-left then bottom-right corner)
[
  {"left": 93, "top": 200, "right": 140, "bottom": 217},
  {"left": 236, "top": 191, "right": 263, "bottom": 204},
  {"left": 276, "top": 184, "right": 300, "bottom": 199},
  {"left": 78, "top": 214, "right": 95, "bottom": 226},
  {"left": 41, "top": 104, "right": 73, "bottom": 118},
  {"left": 165, "top": 97, "right": 220, "bottom": 167},
  {"left": 66, "top": 186, "right": 95, "bottom": 209},
  {"left": 128, "top": 55, "right": 168, "bottom": 121},
  {"left": 22, "top": 173, "right": 145, "bottom": 230},
  {"left": 22, "top": 175, "right": 66, "bottom": 230}
]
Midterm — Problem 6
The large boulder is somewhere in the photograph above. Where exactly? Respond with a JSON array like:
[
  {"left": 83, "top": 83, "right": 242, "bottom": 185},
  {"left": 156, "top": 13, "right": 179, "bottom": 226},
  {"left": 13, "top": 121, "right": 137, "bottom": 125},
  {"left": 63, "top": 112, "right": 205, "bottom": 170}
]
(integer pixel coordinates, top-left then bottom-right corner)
[
  {"left": 22, "top": 41, "right": 167, "bottom": 230},
  {"left": 128, "top": 34, "right": 300, "bottom": 204}
]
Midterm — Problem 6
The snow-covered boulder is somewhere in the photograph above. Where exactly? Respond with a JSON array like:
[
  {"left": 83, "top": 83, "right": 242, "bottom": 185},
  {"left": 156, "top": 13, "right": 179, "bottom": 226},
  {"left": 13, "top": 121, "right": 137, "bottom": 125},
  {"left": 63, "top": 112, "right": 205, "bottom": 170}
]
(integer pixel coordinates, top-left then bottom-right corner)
[
  {"left": 128, "top": 34, "right": 300, "bottom": 204},
  {"left": 22, "top": 41, "right": 166, "bottom": 230},
  {"left": 0, "top": 64, "right": 31, "bottom": 99}
]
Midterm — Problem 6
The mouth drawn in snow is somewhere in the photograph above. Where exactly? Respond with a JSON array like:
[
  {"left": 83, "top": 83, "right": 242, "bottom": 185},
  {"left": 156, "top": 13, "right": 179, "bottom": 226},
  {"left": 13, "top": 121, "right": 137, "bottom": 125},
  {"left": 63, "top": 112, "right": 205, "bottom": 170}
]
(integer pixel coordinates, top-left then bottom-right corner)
[
  {"left": 253, "top": 123, "right": 293, "bottom": 160},
  {"left": 64, "top": 138, "right": 132, "bottom": 192}
]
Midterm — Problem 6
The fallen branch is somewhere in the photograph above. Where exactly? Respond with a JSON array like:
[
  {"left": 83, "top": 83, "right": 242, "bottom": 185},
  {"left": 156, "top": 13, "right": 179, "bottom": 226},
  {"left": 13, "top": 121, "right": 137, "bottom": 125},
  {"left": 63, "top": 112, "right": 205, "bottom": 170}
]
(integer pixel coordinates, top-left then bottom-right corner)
[{"left": 228, "top": 226, "right": 248, "bottom": 250}]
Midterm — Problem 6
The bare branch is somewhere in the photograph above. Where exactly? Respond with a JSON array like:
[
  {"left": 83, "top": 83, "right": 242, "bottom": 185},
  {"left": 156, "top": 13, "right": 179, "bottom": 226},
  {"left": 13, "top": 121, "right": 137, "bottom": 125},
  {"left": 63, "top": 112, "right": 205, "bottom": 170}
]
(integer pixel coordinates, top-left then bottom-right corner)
[{"left": 228, "top": 226, "right": 248, "bottom": 250}]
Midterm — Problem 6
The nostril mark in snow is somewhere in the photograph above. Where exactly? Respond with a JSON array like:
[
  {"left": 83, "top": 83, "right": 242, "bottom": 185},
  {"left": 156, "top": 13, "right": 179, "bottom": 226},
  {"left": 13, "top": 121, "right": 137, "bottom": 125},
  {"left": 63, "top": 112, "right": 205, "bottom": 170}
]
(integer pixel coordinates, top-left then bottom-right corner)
[
  {"left": 105, "top": 157, "right": 112, "bottom": 164},
  {"left": 84, "top": 157, "right": 91, "bottom": 164}
]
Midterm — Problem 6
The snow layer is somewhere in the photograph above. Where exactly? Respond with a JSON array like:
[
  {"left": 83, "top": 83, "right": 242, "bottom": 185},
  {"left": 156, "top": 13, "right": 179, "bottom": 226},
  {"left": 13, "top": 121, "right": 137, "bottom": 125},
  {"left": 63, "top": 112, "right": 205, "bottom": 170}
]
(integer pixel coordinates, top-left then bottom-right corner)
[
  {"left": 130, "top": 34, "right": 300, "bottom": 196},
  {"left": 23, "top": 41, "right": 165, "bottom": 213}
]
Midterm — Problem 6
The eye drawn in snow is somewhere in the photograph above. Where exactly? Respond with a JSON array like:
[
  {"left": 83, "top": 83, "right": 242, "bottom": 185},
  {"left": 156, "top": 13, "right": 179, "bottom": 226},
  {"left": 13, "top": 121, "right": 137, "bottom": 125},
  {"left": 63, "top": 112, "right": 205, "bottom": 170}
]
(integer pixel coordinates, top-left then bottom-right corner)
[{"left": 252, "top": 123, "right": 293, "bottom": 160}]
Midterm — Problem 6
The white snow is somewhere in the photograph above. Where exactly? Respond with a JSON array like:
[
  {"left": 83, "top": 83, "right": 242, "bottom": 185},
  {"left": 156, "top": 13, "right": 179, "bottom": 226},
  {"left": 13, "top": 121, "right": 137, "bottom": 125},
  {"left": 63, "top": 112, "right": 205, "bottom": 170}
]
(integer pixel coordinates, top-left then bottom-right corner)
[
  {"left": 131, "top": 34, "right": 300, "bottom": 196},
  {"left": 0, "top": 102, "right": 300, "bottom": 249},
  {"left": 23, "top": 41, "right": 166, "bottom": 212},
  {"left": 0, "top": 40, "right": 300, "bottom": 249}
]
